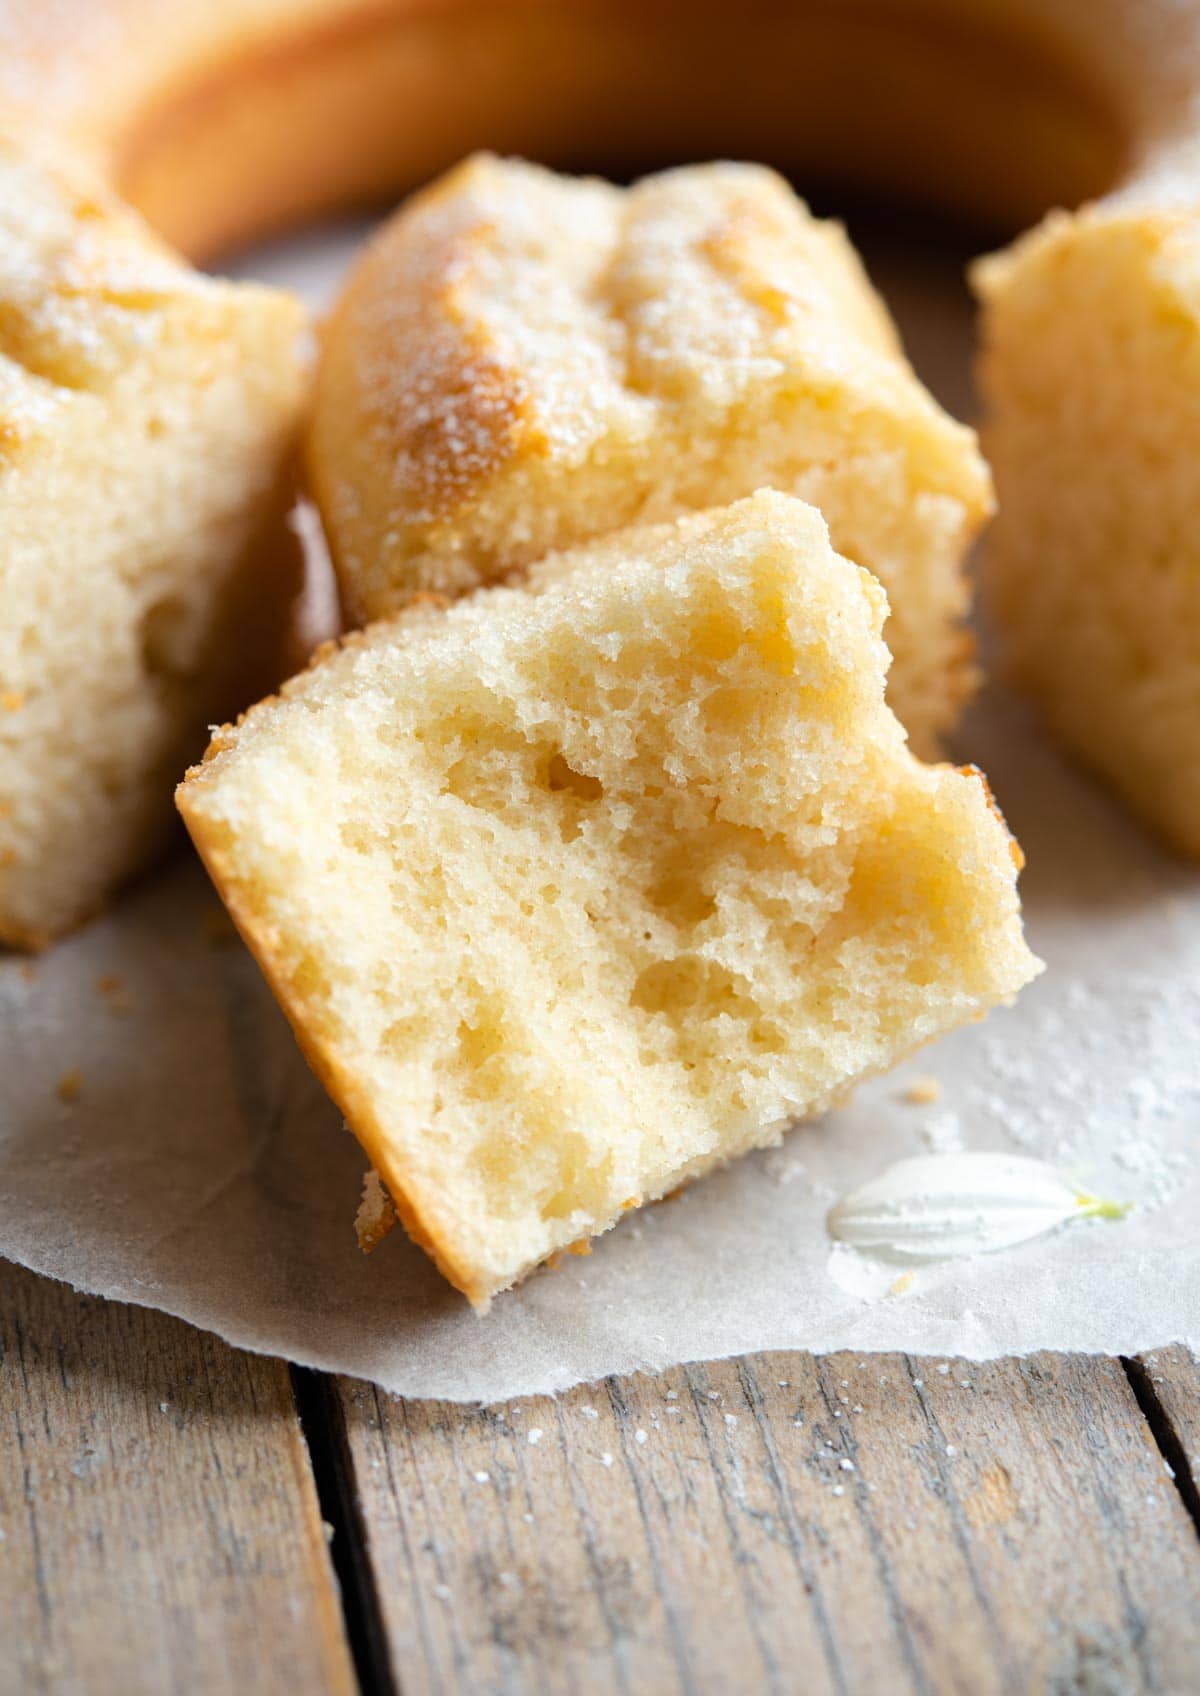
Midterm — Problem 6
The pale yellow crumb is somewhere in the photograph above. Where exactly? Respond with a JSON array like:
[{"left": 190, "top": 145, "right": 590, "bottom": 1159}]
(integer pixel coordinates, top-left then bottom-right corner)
[
  {"left": 0, "top": 136, "right": 307, "bottom": 948},
  {"left": 974, "top": 209, "right": 1200, "bottom": 856},
  {"left": 888, "top": 1271, "right": 916, "bottom": 1297},
  {"left": 310, "top": 156, "right": 992, "bottom": 757},
  {"left": 177, "top": 491, "right": 1040, "bottom": 1308},
  {"left": 903, "top": 1076, "right": 943, "bottom": 1106}
]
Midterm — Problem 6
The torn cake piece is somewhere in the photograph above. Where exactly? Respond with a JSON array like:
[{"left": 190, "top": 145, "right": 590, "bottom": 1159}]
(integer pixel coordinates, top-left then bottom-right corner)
[{"left": 178, "top": 491, "right": 1040, "bottom": 1307}]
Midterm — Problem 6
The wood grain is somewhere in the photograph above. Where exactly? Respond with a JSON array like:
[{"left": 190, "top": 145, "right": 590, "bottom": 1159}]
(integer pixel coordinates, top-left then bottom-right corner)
[
  {"left": 0, "top": 1260, "right": 355, "bottom": 1696},
  {"left": 333, "top": 1351, "right": 1200, "bottom": 1696},
  {"left": 1132, "top": 1346, "right": 1200, "bottom": 1526}
]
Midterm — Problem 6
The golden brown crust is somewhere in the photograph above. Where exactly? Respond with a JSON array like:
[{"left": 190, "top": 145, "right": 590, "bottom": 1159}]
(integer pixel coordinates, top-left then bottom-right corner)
[{"left": 958, "top": 764, "right": 1026, "bottom": 870}]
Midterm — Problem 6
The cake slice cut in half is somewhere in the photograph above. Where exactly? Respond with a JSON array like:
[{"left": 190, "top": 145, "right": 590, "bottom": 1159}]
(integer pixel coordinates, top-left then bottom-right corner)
[{"left": 178, "top": 491, "right": 1040, "bottom": 1308}]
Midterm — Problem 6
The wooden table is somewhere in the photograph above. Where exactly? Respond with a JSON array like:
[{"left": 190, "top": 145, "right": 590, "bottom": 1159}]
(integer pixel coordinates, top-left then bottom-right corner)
[{"left": 3, "top": 1258, "right": 1197, "bottom": 1695}]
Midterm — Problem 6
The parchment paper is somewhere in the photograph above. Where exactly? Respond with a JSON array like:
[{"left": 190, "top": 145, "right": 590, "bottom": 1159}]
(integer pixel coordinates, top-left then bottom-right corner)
[{"left": 0, "top": 218, "right": 1196, "bottom": 1402}]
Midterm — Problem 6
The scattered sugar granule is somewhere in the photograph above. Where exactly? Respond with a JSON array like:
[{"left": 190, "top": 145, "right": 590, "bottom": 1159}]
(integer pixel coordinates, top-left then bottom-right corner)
[
  {"left": 912, "top": 1380, "right": 924, "bottom": 1390},
  {"left": 724, "top": 1413, "right": 738, "bottom": 1427},
  {"left": 527, "top": 1428, "right": 543, "bottom": 1446},
  {"left": 522, "top": 1512, "right": 534, "bottom": 1524},
  {"left": 665, "top": 1390, "right": 678, "bottom": 1401},
  {"left": 433, "top": 1584, "right": 452, "bottom": 1601},
  {"left": 777, "top": 1381, "right": 790, "bottom": 1389},
  {"left": 839, "top": 1458, "right": 855, "bottom": 1472},
  {"left": 474, "top": 1471, "right": 490, "bottom": 1483},
  {"left": 944, "top": 1445, "right": 957, "bottom": 1457},
  {"left": 706, "top": 1390, "right": 720, "bottom": 1402},
  {"left": 852, "top": 1405, "right": 863, "bottom": 1415},
  {"left": 937, "top": 1364, "right": 951, "bottom": 1376},
  {"left": 764, "top": 1152, "right": 809, "bottom": 1187},
  {"left": 635, "top": 1429, "right": 648, "bottom": 1445},
  {"left": 55, "top": 1069, "right": 82, "bottom": 1104},
  {"left": 832, "top": 1485, "right": 845, "bottom": 1497},
  {"left": 579, "top": 1405, "right": 599, "bottom": 1420},
  {"left": 600, "top": 1453, "right": 614, "bottom": 1467},
  {"left": 904, "top": 1075, "right": 943, "bottom": 1106},
  {"left": 917, "top": 1110, "right": 964, "bottom": 1154},
  {"left": 158, "top": 1401, "right": 169, "bottom": 1414}
]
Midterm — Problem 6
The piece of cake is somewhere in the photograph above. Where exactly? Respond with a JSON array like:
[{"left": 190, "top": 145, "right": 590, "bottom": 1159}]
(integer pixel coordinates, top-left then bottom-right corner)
[
  {"left": 0, "top": 132, "right": 307, "bottom": 947},
  {"left": 308, "top": 155, "right": 993, "bottom": 755},
  {"left": 974, "top": 209, "right": 1200, "bottom": 856},
  {"left": 178, "top": 491, "right": 1040, "bottom": 1308}
]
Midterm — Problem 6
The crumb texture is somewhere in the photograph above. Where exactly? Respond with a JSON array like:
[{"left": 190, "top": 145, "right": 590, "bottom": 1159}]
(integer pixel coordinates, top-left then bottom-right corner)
[
  {"left": 309, "top": 155, "right": 992, "bottom": 754},
  {"left": 180, "top": 493, "right": 1038, "bottom": 1305},
  {"left": 975, "top": 208, "right": 1200, "bottom": 856},
  {"left": 0, "top": 132, "right": 307, "bottom": 945}
]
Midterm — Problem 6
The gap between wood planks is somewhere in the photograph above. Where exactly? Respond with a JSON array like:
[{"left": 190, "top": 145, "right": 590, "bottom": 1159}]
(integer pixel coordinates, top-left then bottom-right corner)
[
  {"left": 1121, "top": 1355, "right": 1200, "bottom": 1530},
  {"left": 288, "top": 1352, "right": 1200, "bottom": 1696},
  {"left": 291, "top": 1366, "right": 400, "bottom": 1696}
]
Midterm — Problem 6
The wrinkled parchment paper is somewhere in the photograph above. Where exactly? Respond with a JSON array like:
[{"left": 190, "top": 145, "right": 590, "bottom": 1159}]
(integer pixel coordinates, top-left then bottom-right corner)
[{"left": 0, "top": 220, "right": 1196, "bottom": 1401}]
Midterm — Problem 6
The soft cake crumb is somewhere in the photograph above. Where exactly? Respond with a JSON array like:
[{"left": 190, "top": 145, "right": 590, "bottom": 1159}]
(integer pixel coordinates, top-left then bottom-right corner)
[
  {"left": 903, "top": 1075, "right": 943, "bottom": 1106},
  {"left": 178, "top": 492, "right": 1038, "bottom": 1308},
  {"left": 311, "top": 156, "right": 993, "bottom": 756},
  {"left": 0, "top": 137, "right": 305, "bottom": 948},
  {"left": 975, "top": 210, "right": 1200, "bottom": 856}
]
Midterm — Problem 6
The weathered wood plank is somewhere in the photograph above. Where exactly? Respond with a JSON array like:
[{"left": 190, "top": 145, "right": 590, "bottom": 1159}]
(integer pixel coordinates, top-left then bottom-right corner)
[
  {"left": 0, "top": 1261, "right": 356, "bottom": 1696},
  {"left": 1133, "top": 1346, "right": 1200, "bottom": 1525},
  {"left": 334, "top": 1351, "right": 1200, "bottom": 1696}
]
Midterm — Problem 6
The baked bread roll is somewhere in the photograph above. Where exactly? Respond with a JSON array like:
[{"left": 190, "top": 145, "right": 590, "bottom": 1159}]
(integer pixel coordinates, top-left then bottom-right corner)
[
  {"left": 178, "top": 491, "right": 1040, "bottom": 1307},
  {"left": 310, "top": 156, "right": 992, "bottom": 758},
  {"left": 0, "top": 134, "right": 306, "bottom": 947}
]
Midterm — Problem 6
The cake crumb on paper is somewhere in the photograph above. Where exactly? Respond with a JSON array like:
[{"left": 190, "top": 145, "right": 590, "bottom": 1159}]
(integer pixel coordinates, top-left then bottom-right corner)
[{"left": 903, "top": 1075, "right": 942, "bottom": 1105}]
